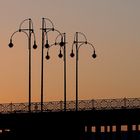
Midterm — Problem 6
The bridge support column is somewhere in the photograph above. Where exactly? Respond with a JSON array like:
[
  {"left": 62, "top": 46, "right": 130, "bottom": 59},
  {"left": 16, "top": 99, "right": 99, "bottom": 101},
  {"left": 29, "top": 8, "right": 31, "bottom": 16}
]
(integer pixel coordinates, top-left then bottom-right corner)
[
  {"left": 109, "top": 125, "right": 113, "bottom": 140},
  {"left": 136, "top": 124, "right": 139, "bottom": 134},
  {"left": 87, "top": 125, "right": 92, "bottom": 133},
  {"left": 85, "top": 125, "right": 93, "bottom": 140},
  {"left": 127, "top": 124, "right": 133, "bottom": 140},
  {"left": 136, "top": 124, "right": 139, "bottom": 131},
  {"left": 116, "top": 125, "right": 121, "bottom": 140},
  {"left": 95, "top": 125, "right": 101, "bottom": 140},
  {"left": 104, "top": 126, "right": 108, "bottom": 140},
  {"left": 135, "top": 124, "right": 139, "bottom": 140},
  {"left": 128, "top": 124, "right": 132, "bottom": 140}
]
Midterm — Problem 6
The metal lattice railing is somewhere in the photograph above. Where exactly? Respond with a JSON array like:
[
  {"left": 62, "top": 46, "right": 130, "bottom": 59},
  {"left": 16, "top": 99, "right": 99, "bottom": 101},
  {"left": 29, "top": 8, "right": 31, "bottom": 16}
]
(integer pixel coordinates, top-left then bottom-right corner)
[{"left": 0, "top": 98, "right": 140, "bottom": 114}]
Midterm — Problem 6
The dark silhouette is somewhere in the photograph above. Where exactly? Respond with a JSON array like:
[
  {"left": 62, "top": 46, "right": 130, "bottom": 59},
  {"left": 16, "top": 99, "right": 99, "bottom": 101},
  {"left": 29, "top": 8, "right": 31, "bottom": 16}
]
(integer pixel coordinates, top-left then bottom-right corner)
[
  {"left": 41, "top": 18, "right": 66, "bottom": 112},
  {"left": 0, "top": 98, "right": 140, "bottom": 139},
  {"left": 8, "top": 18, "right": 37, "bottom": 113},
  {"left": 70, "top": 32, "right": 96, "bottom": 111}
]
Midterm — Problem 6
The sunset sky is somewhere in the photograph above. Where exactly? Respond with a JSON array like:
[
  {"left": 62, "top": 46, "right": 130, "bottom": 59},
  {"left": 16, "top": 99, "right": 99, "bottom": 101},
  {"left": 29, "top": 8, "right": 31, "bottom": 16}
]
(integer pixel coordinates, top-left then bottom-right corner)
[{"left": 0, "top": 0, "right": 140, "bottom": 103}]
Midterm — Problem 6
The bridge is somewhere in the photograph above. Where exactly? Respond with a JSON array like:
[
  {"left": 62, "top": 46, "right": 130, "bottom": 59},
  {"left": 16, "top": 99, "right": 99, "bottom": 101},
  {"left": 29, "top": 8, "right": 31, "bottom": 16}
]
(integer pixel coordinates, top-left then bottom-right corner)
[{"left": 0, "top": 97, "right": 140, "bottom": 139}]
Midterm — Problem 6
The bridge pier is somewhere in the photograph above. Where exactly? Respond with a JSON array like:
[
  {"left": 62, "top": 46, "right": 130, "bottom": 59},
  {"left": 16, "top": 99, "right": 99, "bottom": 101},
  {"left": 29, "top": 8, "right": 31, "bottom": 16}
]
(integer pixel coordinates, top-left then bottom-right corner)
[
  {"left": 87, "top": 125, "right": 92, "bottom": 133},
  {"left": 104, "top": 125, "right": 108, "bottom": 140},
  {"left": 136, "top": 124, "right": 139, "bottom": 139},
  {"left": 109, "top": 125, "right": 113, "bottom": 140},
  {"left": 116, "top": 124, "right": 121, "bottom": 140},
  {"left": 127, "top": 124, "right": 132, "bottom": 140},
  {"left": 84, "top": 125, "right": 93, "bottom": 140},
  {"left": 95, "top": 125, "right": 101, "bottom": 140}
]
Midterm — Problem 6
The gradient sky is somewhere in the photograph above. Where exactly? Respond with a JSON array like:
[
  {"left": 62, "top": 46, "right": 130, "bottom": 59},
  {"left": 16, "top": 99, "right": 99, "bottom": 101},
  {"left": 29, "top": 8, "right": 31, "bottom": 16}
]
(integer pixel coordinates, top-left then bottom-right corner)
[{"left": 0, "top": 0, "right": 140, "bottom": 103}]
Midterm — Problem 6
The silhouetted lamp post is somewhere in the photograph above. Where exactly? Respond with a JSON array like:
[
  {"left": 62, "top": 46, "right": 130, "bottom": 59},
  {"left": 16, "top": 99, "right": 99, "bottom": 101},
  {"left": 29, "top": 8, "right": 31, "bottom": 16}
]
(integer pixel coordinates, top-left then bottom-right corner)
[
  {"left": 70, "top": 32, "right": 96, "bottom": 111},
  {"left": 8, "top": 18, "right": 37, "bottom": 112},
  {"left": 41, "top": 18, "right": 66, "bottom": 111},
  {"left": 40, "top": 18, "right": 54, "bottom": 112},
  {"left": 45, "top": 32, "right": 66, "bottom": 111}
]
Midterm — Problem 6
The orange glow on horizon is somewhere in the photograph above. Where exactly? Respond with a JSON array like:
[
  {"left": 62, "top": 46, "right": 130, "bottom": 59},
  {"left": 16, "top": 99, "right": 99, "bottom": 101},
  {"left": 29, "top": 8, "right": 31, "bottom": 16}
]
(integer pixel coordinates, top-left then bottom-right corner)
[{"left": 0, "top": 0, "right": 140, "bottom": 103}]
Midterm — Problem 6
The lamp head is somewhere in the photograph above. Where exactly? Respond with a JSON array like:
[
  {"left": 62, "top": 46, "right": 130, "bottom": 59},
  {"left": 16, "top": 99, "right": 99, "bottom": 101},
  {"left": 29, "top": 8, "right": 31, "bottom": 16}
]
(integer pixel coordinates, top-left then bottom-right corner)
[
  {"left": 33, "top": 41, "right": 37, "bottom": 49},
  {"left": 92, "top": 50, "right": 97, "bottom": 59},
  {"left": 59, "top": 41, "right": 65, "bottom": 47},
  {"left": 46, "top": 52, "right": 50, "bottom": 60},
  {"left": 59, "top": 37, "right": 65, "bottom": 47},
  {"left": 8, "top": 39, "right": 13, "bottom": 48},
  {"left": 45, "top": 40, "right": 50, "bottom": 48},
  {"left": 70, "top": 49, "right": 75, "bottom": 57},
  {"left": 58, "top": 50, "right": 63, "bottom": 58}
]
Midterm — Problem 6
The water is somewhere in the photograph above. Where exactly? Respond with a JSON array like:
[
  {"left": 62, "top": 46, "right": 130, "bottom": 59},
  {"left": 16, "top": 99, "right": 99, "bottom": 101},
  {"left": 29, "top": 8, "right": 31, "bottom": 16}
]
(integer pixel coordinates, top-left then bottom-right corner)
[{"left": 83, "top": 132, "right": 140, "bottom": 140}]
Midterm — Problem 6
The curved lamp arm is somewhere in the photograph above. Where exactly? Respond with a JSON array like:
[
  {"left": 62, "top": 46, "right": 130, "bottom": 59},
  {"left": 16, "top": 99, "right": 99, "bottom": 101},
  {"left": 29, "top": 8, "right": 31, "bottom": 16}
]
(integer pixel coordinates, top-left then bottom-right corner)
[
  {"left": 45, "top": 46, "right": 63, "bottom": 60},
  {"left": 70, "top": 40, "right": 97, "bottom": 59},
  {"left": 73, "top": 32, "right": 87, "bottom": 44},
  {"left": 45, "top": 32, "right": 66, "bottom": 60},
  {"left": 19, "top": 18, "right": 34, "bottom": 31},
  {"left": 78, "top": 42, "right": 95, "bottom": 51},
  {"left": 8, "top": 29, "right": 37, "bottom": 49},
  {"left": 8, "top": 30, "right": 29, "bottom": 48},
  {"left": 44, "top": 29, "right": 64, "bottom": 49},
  {"left": 43, "top": 18, "right": 54, "bottom": 29},
  {"left": 54, "top": 32, "right": 64, "bottom": 46},
  {"left": 19, "top": 18, "right": 37, "bottom": 47},
  {"left": 78, "top": 42, "right": 97, "bottom": 58}
]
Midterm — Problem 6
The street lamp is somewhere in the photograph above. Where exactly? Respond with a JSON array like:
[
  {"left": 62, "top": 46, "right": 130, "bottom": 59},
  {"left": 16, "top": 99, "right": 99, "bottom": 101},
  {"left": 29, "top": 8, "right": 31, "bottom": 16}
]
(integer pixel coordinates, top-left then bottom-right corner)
[
  {"left": 70, "top": 32, "right": 96, "bottom": 111},
  {"left": 8, "top": 18, "right": 37, "bottom": 112},
  {"left": 40, "top": 18, "right": 54, "bottom": 112},
  {"left": 41, "top": 18, "right": 66, "bottom": 112},
  {"left": 45, "top": 32, "right": 66, "bottom": 111}
]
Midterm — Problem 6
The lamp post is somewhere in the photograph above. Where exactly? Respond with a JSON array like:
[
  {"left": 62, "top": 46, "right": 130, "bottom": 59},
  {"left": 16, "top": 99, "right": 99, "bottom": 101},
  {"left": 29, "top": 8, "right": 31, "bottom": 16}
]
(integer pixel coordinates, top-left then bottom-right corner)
[
  {"left": 40, "top": 18, "right": 54, "bottom": 112},
  {"left": 45, "top": 32, "right": 66, "bottom": 111},
  {"left": 41, "top": 18, "right": 66, "bottom": 112},
  {"left": 70, "top": 32, "right": 96, "bottom": 111},
  {"left": 8, "top": 18, "right": 37, "bottom": 112}
]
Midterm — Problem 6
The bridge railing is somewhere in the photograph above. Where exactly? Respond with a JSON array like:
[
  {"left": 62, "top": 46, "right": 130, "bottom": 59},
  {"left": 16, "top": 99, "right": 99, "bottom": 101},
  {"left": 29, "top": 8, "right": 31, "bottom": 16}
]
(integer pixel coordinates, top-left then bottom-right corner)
[{"left": 0, "top": 98, "right": 140, "bottom": 113}]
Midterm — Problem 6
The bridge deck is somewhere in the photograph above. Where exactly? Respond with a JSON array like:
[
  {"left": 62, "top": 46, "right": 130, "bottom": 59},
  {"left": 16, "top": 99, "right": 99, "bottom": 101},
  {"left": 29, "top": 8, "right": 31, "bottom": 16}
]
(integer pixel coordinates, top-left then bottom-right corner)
[{"left": 0, "top": 98, "right": 140, "bottom": 139}]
